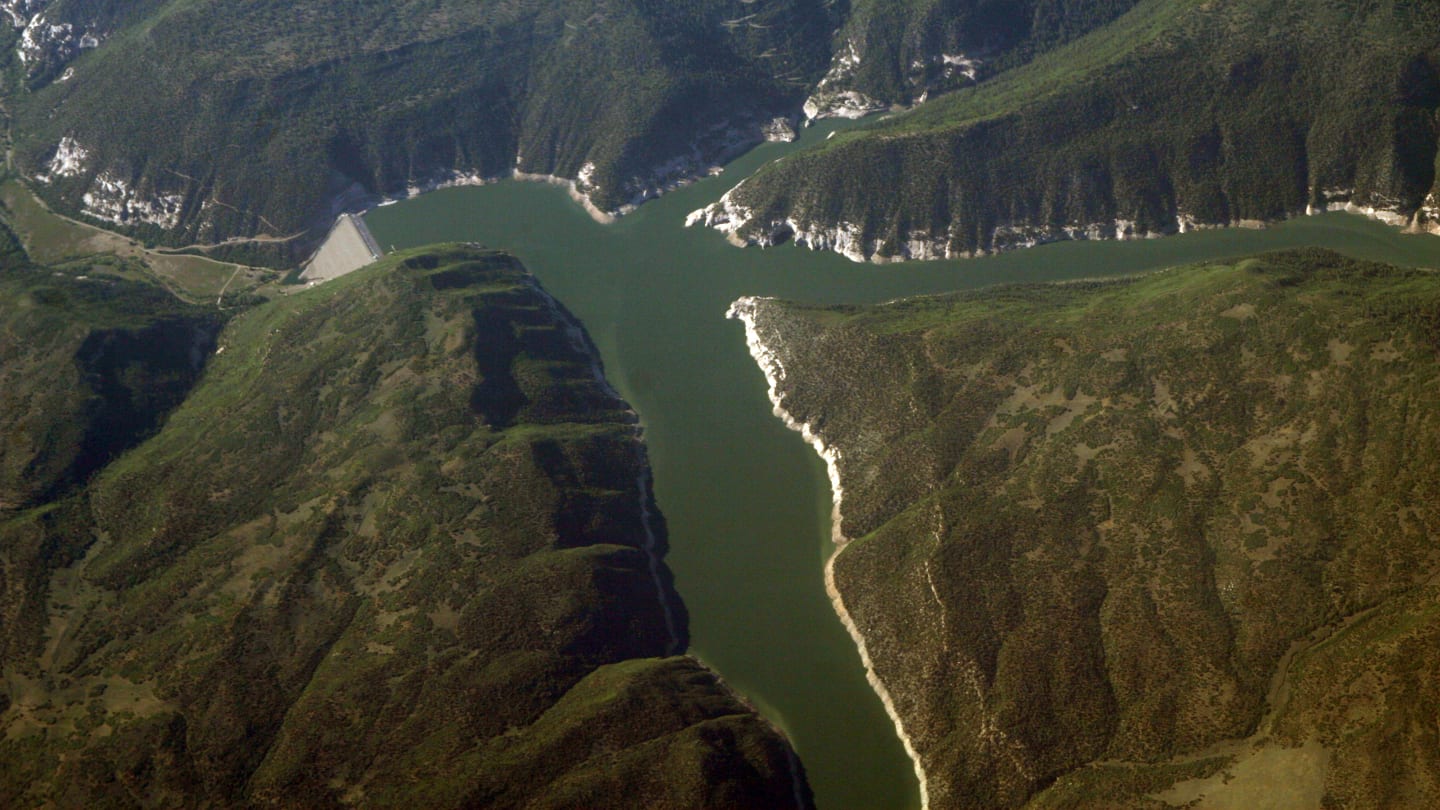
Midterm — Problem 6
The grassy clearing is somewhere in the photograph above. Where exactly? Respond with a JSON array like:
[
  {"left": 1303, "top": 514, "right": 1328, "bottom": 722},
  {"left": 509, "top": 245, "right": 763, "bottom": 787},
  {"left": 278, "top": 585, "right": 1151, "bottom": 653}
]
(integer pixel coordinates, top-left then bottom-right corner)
[{"left": 0, "top": 179, "right": 279, "bottom": 304}]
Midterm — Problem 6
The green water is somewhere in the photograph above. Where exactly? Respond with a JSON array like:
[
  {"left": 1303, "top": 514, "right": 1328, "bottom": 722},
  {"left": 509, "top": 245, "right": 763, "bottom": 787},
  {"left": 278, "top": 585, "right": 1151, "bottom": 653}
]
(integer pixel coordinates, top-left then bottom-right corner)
[{"left": 367, "top": 123, "right": 1440, "bottom": 809}]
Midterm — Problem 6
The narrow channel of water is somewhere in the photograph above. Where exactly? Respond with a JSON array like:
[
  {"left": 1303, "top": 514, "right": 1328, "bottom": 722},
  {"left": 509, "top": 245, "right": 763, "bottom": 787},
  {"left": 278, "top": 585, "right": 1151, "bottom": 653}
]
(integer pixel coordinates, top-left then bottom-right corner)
[{"left": 367, "top": 123, "right": 1440, "bottom": 809}]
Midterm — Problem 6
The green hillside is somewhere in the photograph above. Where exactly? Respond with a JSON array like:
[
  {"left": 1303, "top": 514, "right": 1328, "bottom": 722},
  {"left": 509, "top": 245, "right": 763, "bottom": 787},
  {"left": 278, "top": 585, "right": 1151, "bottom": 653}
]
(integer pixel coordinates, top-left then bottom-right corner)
[
  {"left": 6, "top": 0, "right": 838, "bottom": 255},
  {"left": 0, "top": 246, "right": 810, "bottom": 808},
  {"left": 2, "top": 0, "right": 1155, "bottom": 263},
  {"left": 0, "top": 223, "right": 225, "bottom": 512},
  {"left": 805, "top": 0, "right": 1140, "bottom": 115},
  {"left": 703, "top": 0, "right": 1440, "bottom": 261},
  {"left": 737, "top": 249, "right": 1440, "bottom": 808}
]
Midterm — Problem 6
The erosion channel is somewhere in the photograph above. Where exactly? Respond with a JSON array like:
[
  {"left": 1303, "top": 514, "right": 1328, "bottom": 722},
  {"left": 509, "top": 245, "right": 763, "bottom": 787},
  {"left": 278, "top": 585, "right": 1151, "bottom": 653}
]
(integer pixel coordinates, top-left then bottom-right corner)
[{"left": 365, "top": 121, "right": 1440, "bottom": 810}]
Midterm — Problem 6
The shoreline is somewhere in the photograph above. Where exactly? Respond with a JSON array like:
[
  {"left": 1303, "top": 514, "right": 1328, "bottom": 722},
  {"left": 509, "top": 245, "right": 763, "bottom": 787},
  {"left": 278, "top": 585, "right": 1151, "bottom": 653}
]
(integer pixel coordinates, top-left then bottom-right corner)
[
  {"left": 532, "top": 277, "right": 804, "bottom": 804},
  {"left": 529, "top": 277, "right": 683, "bottom": 655},
  {"left": 695, "top": 194, "right": 1440, "bottom": 266},
  {"left": 687, "top": 652, "right": 809, "bottom": 810},
  {"left": 726, "top": 296, "right": 932, "bottom": 810},
  {"left": 357, "top": 169, "right": 619, "bottom": 226},
  {"left": 352, "top": 114, "right": 787, "bottom": 233},
  {"left": 512, "top": 171, "right": 617, "bottom": 225}
]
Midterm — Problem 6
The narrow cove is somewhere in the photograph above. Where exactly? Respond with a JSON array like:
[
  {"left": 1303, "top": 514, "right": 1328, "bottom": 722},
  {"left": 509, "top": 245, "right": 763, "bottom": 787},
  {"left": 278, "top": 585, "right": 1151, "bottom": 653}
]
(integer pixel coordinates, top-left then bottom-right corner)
[{"left": 366, "top": 122, "right": 1440, "bottom": 810}]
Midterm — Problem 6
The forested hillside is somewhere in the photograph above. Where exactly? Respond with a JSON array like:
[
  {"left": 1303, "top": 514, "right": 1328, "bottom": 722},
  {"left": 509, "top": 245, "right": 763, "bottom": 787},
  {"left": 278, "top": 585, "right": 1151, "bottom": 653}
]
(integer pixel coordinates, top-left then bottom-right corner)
[
  {"left": 0, "top": 245, "right": 810, "bottom": 808},
  {"left": 738, "top": 249, "right": 1440, "bottom": 807},
  {"left": 4, "top": 0, "right": 833, "bottom": 256},
  {"left": 804, "top": 0, "right": 1140, "bottom": 117},
  {"left": 699, "top": 0, "right": 1440, "bottom": 262},
  {"left": 2, "top": 0, "right": 1147, "bottom": 262},
  {"left": 0, "top": 222, "right": 223, "bottom": 512}
]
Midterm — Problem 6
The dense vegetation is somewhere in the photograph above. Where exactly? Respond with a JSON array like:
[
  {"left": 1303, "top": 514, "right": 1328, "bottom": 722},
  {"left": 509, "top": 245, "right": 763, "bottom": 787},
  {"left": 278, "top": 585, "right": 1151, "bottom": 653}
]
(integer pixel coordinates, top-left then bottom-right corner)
[
  {"left": 744, "top": 249, "right": 1440, "bottom": 808},
  {"left": 0, "top": 246, "right": 810, "bottom": 808},
  {"left": 712, "top": 0, "right": 1440, "bottom": 261},
  {"left": 819, "top": 0, "right": 1141, "bottom": 106},
  {"left": 3, "top": 0, "right": 1151, "bottom": 261},
  {"left": 0, "top": 224, "right": 225, "bottom": 511},
  {"left": 6, "top": 0, "right": 839, "bottom": 253}
]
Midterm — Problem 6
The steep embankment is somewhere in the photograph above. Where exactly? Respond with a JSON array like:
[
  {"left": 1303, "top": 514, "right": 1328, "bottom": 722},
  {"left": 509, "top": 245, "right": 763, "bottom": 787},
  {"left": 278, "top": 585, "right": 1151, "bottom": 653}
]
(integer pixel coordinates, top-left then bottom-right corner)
[
  {"left": 736, "top": 249, "right": 1440, "bottom": 808},
  {"left": 801, "top": 0, "right": 1141, "bottom": 118},
  {"left": 5, "top": 0, "right": 838, "bottom": 257},
  {"left": 697, "top": 0, "right": 1440, "bottom": 262},
  {"left": 4, "top": 0, "right": 1150, "bottom": 263},
  {"left": 0, "top": 245, "right": 810, "bottom": 808}
]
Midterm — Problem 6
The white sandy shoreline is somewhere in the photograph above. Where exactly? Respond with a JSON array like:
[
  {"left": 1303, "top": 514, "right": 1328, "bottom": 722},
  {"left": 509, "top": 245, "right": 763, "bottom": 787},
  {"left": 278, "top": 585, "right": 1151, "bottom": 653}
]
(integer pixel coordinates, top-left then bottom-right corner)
[
  {"left": 356, "top": 168, "right": 618, "bottom": 225},
  {"left": 726, "top": 296, "right": 932, "bottom": 810},
  {"left": 356, "top": 128, "right": 768, "bottom": 229},
  {"left": 513, "top": 171, "right": 617, "bottom": 224},
  {"left": 695, "top": 196, "right": 1440, "bottom": 266}
]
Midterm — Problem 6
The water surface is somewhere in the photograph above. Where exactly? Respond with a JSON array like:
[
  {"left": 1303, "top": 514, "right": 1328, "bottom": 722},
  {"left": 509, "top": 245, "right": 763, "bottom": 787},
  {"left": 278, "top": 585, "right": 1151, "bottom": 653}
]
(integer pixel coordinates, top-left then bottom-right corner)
[{"left": 368, "top": 126, "right": 1440, "bottom": 809}]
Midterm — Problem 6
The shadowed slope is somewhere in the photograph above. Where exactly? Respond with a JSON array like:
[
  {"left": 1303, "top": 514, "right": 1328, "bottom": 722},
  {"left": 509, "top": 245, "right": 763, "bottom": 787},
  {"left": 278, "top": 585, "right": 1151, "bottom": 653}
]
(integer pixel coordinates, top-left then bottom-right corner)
[{"left": 0, "top": 245, "right": 810, "bottom": 809}]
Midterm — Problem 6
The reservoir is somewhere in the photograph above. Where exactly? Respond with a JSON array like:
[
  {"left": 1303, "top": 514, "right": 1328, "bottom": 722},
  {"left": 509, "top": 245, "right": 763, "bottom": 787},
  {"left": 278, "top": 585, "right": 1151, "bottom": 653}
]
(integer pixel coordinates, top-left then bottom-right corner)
[{"left": 367, "top": 123, "right": 1440, "bottom": 809}]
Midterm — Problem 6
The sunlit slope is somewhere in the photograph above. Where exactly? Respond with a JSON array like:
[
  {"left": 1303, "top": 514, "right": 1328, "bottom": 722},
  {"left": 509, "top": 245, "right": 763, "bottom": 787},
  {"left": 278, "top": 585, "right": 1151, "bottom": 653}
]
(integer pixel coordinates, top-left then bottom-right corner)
[
  {"left": 743, "top": 249, "right": 1440, "bottom": 808},
  {"left": 0, "top": 246, "right": 809, "bottom": 808},
  {"left": 709, "top": 0, "right": 1440, "bottom": 261}
]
